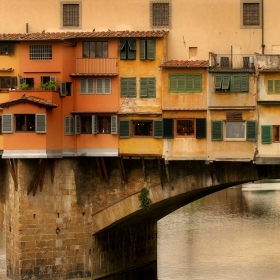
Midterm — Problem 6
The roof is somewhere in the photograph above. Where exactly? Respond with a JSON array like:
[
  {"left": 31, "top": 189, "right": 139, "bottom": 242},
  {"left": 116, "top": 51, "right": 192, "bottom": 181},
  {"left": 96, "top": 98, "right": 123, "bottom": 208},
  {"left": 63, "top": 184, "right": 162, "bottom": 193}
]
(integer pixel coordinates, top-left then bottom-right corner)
[
  {"left": 161, "top": 60, "right": 209, "bottom": 68},
  {"left": 0, "top": 30, "right": 168, "bottom": 41},
  {"left": 0, "top": 95, "right": 58, "bottom": 108}
]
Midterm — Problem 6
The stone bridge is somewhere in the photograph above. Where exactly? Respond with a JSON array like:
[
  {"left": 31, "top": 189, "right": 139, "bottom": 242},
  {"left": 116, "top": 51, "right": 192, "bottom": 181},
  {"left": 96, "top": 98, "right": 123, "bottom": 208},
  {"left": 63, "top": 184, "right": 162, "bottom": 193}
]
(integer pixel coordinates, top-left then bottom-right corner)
[{"left": 0, "top": 158, "right": 279, "bottom": 279}]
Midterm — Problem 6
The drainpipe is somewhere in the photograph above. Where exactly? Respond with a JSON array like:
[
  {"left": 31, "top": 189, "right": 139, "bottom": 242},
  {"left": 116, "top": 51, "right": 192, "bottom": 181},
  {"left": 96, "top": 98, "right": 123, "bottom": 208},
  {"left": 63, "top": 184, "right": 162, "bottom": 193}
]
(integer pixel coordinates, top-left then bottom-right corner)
[{"left": 261, "top": 0, "right": 265, "bottom": 54}]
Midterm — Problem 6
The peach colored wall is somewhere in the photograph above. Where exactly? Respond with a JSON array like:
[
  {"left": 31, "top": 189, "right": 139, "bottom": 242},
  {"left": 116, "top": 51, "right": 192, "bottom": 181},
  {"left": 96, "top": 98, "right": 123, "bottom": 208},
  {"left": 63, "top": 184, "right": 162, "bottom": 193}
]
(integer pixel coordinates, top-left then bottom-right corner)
[{"left": 76, "top": 134, "right": 118, "bottom": 149}]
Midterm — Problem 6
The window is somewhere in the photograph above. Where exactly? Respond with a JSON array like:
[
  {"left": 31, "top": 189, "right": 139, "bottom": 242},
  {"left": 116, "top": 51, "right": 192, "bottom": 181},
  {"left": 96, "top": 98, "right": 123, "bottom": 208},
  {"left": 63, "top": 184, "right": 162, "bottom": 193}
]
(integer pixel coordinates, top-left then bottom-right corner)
[
  {"left": 96, "top": 78, "right": 111, "bottom": 94},
  {"left": 15, "top": 114, "right": 35, "bottom": 132},
  {"left": 267, "top": 80, "right": 280, "bottom": 94},
  {"left": 215, "top": 74, "right": 249, "bottom": 93},
  {"left": 41, "top": 76, "right": 57, "bottom": 90},
  {"left": 140, "top": 40, "right": 156, "bottom": 60},
  {"left": 273, "top": 126, "right": 280, "bottom": 142},
  {"left": 62, "top": 3, "right": 79, "bottom": 27},
  {"left": 80, "top": 78, "right": 94, "bottom": 94},
  {"left": 176, "top": 119, "right": 195, "bottom": 137},
  {"left": 169, "top": 74, "right": 202, "bottom": 93},
  {"left": 118, "top": 40, "right": 136, "bottom": 60},
  {"left": 64, "top": 116, "right": 74, "bottom": 135},
  {"left": 243, "top": 3, "right": 259, "bottom": 26},
  {"left": 120, "top": 77, "right": 136, "bottom": 97},
  {"left": 74, "top": 115, "right": 117, "bottom": 135},
  {"left": 20, "top": 77, "right": 34, "bottom": 89},
  {"left": 212, "top": 120, "right": 257, "bottom": 141},
  {"left": 151, "top": 2, "right": 171, "bottom": 28},
  {"left": 261, "top": 125, "right": 272, "bottom": 144},
  {"left": 0, "top": 44, "right": 14, "bottom": 55},
  {"left": 140, "top": 78, "right": 156, "bottom": 98},
  {"left": 83, "top": 42, "right": 108, "bottom": 58},
  {"left": 240, "top": 1, "right": 262, "bottom": 28},
  {"left": 30, "top": 45, "right": 52, "bottom": 60},
  {"left": 0, "top": 117, "right": 2, "bottom": 135},
  {"left": 133, "top": 121, "right": 153, "bottom": 137},
  {"left": 60, "top": 82, "right": 72, "bottom": 96},
  {"left": 0, "top": 76, "right": 17, "bottom": 90}
]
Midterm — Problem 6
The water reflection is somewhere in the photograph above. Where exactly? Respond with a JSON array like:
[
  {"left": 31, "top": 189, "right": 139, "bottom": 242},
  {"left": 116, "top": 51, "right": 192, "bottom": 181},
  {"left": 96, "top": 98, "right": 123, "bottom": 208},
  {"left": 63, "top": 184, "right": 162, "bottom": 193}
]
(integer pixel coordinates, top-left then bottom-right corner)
[{"left": 158, "top": 185, "right": 280, "bottom": 280}]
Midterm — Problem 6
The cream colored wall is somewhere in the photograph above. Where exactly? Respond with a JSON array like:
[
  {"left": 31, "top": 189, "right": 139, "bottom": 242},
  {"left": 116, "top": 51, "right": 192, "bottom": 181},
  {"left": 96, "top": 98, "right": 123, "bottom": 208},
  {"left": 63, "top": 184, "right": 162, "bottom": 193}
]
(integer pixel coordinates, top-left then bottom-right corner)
[{"left": 2, "top": 0, "right": 279, "bottom": 59}]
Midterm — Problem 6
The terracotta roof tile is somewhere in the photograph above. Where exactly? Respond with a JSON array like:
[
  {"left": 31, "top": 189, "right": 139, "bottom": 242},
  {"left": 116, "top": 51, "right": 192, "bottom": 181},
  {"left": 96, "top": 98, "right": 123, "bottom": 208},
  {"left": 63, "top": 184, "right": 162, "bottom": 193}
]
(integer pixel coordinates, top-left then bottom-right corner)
[
  {"left": 161, "top": 60, "right": 209, "bottom": 68},
  {"left": 0, "top": 30, "right": 168, "bottom": 41},
  {"left": 0, "top": 95, "right": 58, "bottom": 108}
]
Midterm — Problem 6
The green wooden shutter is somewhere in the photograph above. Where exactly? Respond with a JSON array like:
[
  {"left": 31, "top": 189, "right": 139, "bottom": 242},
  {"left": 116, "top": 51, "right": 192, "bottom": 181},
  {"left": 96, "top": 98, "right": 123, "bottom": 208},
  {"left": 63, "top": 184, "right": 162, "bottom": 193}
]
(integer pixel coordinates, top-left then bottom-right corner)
[
  {"left": 212, "top": 120, "right": 223, "bottom": 141},
  {"left": 128, "top": 78, "right": 136, "bottom": 97},
  {"left": 140, "top": 78, "right": 148, "bottom": 97},
  {"left": 261, "top": 125, "right": 272, "bottom": 144},
  {"left": 241, "top": 75, "right": 249, "bottom": 92},
  {"left": 185, "top": 75, "right": 193, "bottom": 92},
  {"left": 153, "top": 120, "right": 163, "bottom": 138},
  {"left": 275, "top": 80, "right": 280, "bottom": 93},
  {"left": 193, "top": 74, "right": 202, "bottom": 92},
  {"left": 111, "top": 115, "right": 117, "bottom": 134},
  {"left": 232, "top": 75, "right": 241, "bottom": 92},
  {"left": 177, "top": 75, "right": 185, "bottom": 92},
  {"left": 163, "top": 118, "right": 174, "bottom": 138},
  {"left": 196, "top": 118, "right": 206, "bottom": 139},
  {"left": 246, "top": 120, "right": 257, "bottom": 141},
  {"left": 2, "top": 114, "right": 13, "bottom": 133},
  {"left": 119, "top": 120, "right": 130, "bottom": 138},
  {"left": 148, "top": 78, "right": 156, "bottom": 97},
  {"left": 147, "top": 40, "right": 155, "bottom": 60},
  {"left": 120, "top": 78, "right": 128, "bottom": 97},
  {"left": 169, "top": 75, "right": 177, "bottom": 92},
  {"left": 140, "top": 40, "right": 146, "bottom": 60},
  {"left": 36, "top": 114, "right": 46, "bottom": 133},
  {"left": 215, "top": 75, "right": 223, "bottom": 89},
  {"left": 222, "top": 76, "right": 230, "bottom": 90},
  {"left": 268, "top": 80, "right": 274, "bottom": 93},
  {"left": 75, "top": 115, "right": 81, "bottom": 135},
  {"left": 119, "top": 40, "right": 127, "bottom": 60},
  {"left": 128, "top": 40, "right": 136, "bottom": 60}
]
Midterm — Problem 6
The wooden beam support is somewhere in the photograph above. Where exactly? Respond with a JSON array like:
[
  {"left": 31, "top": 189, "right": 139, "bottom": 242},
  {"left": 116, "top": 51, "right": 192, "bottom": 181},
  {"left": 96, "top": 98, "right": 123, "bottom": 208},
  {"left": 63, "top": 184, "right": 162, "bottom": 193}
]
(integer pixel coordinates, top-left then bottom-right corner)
[
  {"left": 101, "top": 157, "right": 109, "bottom": 182},
  {"left": 158, "top": 158, "right": 163, "bottom": 188},
  {"left": 51, "top": 159, "right": 57, "bottom": 183},
  {"left": 6, "top": 159, "right": 18, "bottom": 191},
  {"left": 95, "top": 158, "right": 103, "bottom": 181},
  {"left": 164, "top": 161, "right": 170, "bottom": 182},
  {"left": 118, "top": 157, "right": 126, "bottom": 183},
  {"left": 142, "top": 158, "right": 147, "bottom": 182}
]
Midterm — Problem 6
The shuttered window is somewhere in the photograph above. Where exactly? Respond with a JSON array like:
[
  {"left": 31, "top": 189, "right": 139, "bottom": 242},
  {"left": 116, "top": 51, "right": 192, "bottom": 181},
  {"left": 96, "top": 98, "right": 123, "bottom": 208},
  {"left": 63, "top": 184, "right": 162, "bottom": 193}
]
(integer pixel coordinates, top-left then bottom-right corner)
[
  {"left": 169, "top": 74, "right": 202, "bottom": 93},
  {"left": 63, "top": 4, "right": 79, "bottom": 27},
  {"left": 153, "top": 120, "right": 163, "bottom": 138},
  {"left": 119, "top": 120, "right": 130, "bottom": 138},
  {"left": 261, "top": 125, "right": 272, "bottom": 144},
  {"left": 140, "top": 78, "right": 156, "bottom": 98},
  {"left": 196, "top": 118, "right": 206, "bottom": 139},
  {"left": 96, "top": 78, "right": 111, "bottom": 94},
  {"left": 64, "top": 116, "right": 74, "bottom": 135},
  {"left": 2, "top": 114, "right": 13, "bottom": 133},
  {"left": 75, "top": 115, "right": 81, "bottom": 135},
  {"left": 151, "top": 2, "right": 171, "bottom": 27},
  {"left": 212, "top": 120, "right": 223, "bottom": 141},
  {"left": 118, "top": 39, "right": 136, "bottom": 60},
  {"left": 80, "top": 78, "right": 94, "bottom": 94},
  {"left": 267, "top": 79, "right": 280, "bottom": 94},
  {"left": 246, "top": 120, "right": 257, "bottom": 141},
  {"left": 120, "top": 77, "right": 136, "bottom": 98},
  {"left": 36, "top": 114, "right": 46, "bottom": 133},
  {"left": 140, "top": 40, "right": 156, "bottom": 60},
  {"left": 111, "top": 116, "right": 118, "bottom": 134},
  {"left": 215, "top": 74, "right": 249, "bottom": 93}
]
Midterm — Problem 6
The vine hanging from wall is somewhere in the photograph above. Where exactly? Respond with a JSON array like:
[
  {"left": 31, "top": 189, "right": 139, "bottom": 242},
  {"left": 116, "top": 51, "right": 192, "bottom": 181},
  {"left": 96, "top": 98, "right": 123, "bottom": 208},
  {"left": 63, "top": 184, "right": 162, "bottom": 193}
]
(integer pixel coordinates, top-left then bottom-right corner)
[{"left": 138, "top": 188, "right": 151, "bottom": 210}]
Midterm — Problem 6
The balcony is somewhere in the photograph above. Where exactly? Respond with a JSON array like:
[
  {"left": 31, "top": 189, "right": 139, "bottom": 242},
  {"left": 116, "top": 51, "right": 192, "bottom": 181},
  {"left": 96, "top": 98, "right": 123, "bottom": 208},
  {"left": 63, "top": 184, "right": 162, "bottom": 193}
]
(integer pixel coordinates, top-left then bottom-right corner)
[
  {"left": 255, "top": 54, "right": 280, "bottom": 71},
  {"left": 74, "top": 58, "right": 118, "bottom": 76},
  {"left": 209, "top": 52, "right": 255, "bottom": 71}
]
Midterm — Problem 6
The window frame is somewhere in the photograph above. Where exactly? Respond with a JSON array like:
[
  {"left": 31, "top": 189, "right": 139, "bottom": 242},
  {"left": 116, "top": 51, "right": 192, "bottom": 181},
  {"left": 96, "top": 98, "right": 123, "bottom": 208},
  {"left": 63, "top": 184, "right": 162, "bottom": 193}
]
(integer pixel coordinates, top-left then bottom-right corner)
[
  {"left": 133, "top": 121, "right": 153, "bottom": 138},
  {"left": 80, "top": 78, "right": 94, "bottom": 94},
  {"left": 140, "top": 40, "right": 156, "bottom": 60},
  {"left": 82, "top": 41, "right": 108, "bottom": 58},
  {"left": 29, "top": 45, "right": 52, "bottom": 60},
  {"left": 225, "top": 121, "right": 246, "bottom": 141},
  {"left": 150, "top": 1, "right": 172, "bottom": 28},
  {"left": 140, "top": 77, "right": 156, "bottom": 98},
  {"left": 175, "top": 119, "right": 195, "bottom": 138},
  {"left": 96, "top": 78, "right": 111, "bottom": 94},
  {"left": 60, "top": 2, "right": 82, "bottom": 28},
  {"left": 0, "top": 76, "right": 17, "bottom": 90},
  {"left": 273, "top": 125, "right": 280, "bottom": 143},
  {"left": 118, "top": 39, "right": 136, "bottom": 60},
  {"left": 267, "top": 79, "right": 280, "bottom": 94},
  {"left": 214, "top": 74, "right": 249, "bottom": 93},
  {"left": 0, "top": 44, "right": 14, "bottom": 55},
  {"left": 240, "top": 0, "right": 262, "bottom": 29}
]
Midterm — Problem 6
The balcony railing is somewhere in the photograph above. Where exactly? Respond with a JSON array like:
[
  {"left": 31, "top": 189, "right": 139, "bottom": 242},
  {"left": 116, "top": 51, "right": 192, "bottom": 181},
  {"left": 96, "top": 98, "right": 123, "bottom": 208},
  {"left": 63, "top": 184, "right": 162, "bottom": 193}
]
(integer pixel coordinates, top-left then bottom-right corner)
[
  {"left": 209, "top": 53, "right": 255, "bottom": 69},
  {"left": 255, "top": 54, "right": 280, "bottom": 70},
  {"left": 75, "top": 58, "right": 118, "bottom": 75}
]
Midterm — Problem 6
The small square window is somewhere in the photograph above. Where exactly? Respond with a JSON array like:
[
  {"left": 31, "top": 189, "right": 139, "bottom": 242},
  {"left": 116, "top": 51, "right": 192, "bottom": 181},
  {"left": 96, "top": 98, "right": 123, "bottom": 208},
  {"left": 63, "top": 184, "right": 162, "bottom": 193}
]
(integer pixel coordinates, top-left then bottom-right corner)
[
  {"left": 133, "top": 121, "right": 153, "bottom": 137},
  {"left": 240, "top": 1, "right": 262, "bottom": 29},
  {"left": 176, "top": 119, "right": 195, "bottom": 137},
  {"left": 225, "top": 121, "right": 245, "bottom": 140},
  {"left": 61, "top": 2, "right": 82, "bottom": 28}
]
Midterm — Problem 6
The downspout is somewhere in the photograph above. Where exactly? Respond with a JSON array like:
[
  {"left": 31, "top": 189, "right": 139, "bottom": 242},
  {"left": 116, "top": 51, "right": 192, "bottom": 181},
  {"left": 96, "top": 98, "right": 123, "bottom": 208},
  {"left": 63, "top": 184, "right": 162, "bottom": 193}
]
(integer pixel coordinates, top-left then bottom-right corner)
[{"left": 261, "top": 0, "right": 265, "bottom": 54}]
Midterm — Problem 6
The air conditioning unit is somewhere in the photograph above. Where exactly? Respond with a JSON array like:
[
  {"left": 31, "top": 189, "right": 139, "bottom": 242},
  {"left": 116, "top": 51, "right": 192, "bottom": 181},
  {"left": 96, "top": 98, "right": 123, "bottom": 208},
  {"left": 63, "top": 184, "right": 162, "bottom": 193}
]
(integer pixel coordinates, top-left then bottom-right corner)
[{"left": 220, "top": 56, "right": 229, "bottom": 68}]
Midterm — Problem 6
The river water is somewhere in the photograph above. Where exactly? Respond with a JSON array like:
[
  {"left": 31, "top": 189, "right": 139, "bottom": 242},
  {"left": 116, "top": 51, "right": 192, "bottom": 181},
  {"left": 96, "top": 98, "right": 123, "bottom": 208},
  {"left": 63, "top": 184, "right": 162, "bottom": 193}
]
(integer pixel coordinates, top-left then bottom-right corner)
[{"left": 1, "top": 183, "right": 280, "bottom": 279}]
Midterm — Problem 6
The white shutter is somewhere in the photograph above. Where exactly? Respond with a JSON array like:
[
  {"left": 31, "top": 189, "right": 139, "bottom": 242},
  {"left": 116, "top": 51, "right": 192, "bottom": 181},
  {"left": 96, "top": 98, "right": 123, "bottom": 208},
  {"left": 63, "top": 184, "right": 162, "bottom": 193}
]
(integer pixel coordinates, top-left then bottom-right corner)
[
  {"left": 91, "top": 115, "right": 97, "bottom": 134},
  {"left": 111, "top": 115, "right": 117, "bottom": 134},
  {"left": 36, "top": 114, "right": 46, "bottom": 133},
  {"left": 80, "top": 79, "right": 87, "bottom": 94},
  {"left": 2, "top": 114, "right": 13, "bottom": 133},
  {"left": 60, "top": 82, "right": 67, "bottom": 96},
  {"left": 96, "top": 79, "right": 103, "bottom": 94},
  {"left": 104, "top": 78, "right": 111, "bottom": 94},
  {"left": 65, "top": 116, "right": 74, "bottom": 135},
  {"left": 75, "top": 115, "right": 81, "bottom": 134}
]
